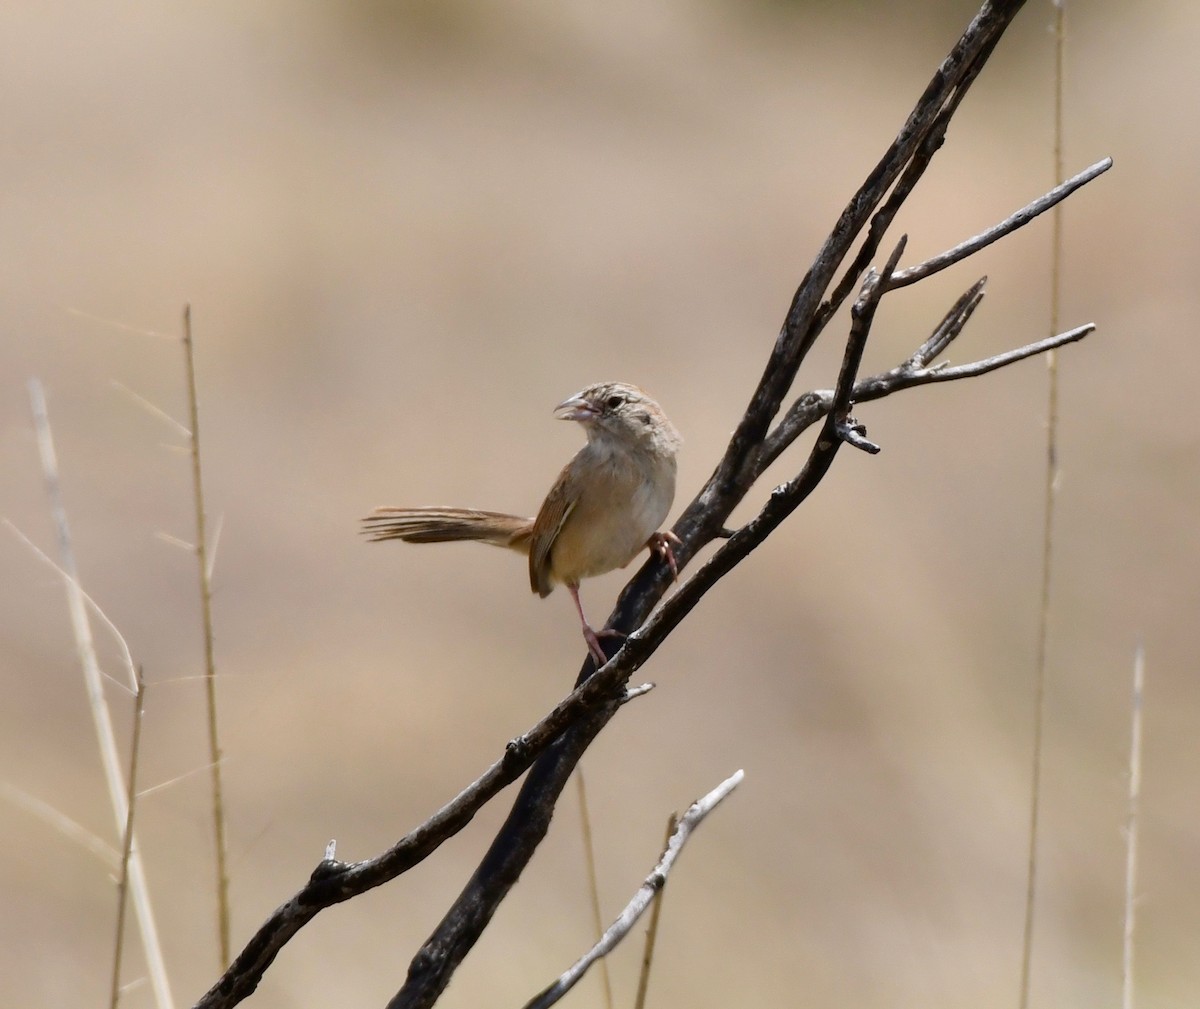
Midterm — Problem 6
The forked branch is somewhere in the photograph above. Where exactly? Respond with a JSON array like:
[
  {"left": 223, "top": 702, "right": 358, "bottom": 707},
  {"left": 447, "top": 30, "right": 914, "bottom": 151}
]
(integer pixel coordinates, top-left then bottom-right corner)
[{"left": 194, "top": 1, "right": 1109, "bottom": 1006}]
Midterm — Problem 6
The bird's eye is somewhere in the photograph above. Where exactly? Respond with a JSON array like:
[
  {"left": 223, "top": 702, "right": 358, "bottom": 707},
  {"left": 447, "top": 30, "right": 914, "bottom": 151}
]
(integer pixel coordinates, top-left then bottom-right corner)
[{"left": 605, "top": 394, "right": 624, "bottom": 410}]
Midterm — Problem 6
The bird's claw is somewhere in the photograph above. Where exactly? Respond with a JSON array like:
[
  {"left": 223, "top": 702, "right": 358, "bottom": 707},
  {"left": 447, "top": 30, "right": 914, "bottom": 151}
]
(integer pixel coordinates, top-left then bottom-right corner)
[
  {"left": 647, "top": 531, "right": 681, "bottom": 581},
  {"left": 582, "top": 625, "right": 611, "bottom": 666}
]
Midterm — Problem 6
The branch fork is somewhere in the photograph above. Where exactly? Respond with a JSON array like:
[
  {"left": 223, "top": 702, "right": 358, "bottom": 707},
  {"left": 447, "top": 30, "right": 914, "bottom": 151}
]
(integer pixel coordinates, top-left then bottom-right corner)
[{"left": 194, "top": 3, "right": 1111, "bottom": 1005}]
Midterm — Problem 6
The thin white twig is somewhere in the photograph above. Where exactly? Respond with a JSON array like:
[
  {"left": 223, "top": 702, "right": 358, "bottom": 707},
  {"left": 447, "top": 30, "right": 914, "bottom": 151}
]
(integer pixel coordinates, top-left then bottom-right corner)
[
  {"left": 26, "top": 379, "right": 176, "bottom": 1009},
  {"left": 523, "top": 770, "right": 745, "bottom": 1009}
]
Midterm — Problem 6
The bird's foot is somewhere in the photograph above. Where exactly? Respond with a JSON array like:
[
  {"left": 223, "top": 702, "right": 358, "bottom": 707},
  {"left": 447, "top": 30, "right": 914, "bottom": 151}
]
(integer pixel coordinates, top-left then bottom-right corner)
[
  {"left": 583, "top": 623, "right": 614, "bottom": 667},
  {"left": 582, "top": 624, "right": 622, "bottom": 666},
  {"left": 647, "top": 530, "right": 681, "bottom": 580}
]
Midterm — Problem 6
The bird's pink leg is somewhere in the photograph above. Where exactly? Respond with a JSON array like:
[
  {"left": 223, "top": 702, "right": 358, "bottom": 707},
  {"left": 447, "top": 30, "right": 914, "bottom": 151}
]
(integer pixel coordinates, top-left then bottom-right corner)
[{"left": 567, "top": 583, "right": 621, "bottom": 665}]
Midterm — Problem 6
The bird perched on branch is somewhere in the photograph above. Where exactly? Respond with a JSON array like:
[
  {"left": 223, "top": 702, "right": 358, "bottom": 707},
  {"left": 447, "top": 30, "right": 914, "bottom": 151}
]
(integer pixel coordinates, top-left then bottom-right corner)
[{"left": 363, "top": 382, "right": 682, "bottom": 664}]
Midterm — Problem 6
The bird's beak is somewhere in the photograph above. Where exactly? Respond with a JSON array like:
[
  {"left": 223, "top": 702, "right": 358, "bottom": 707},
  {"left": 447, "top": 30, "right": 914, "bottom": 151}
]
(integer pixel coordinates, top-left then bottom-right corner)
[{"left": 553, "top": 394, "right": 596, "bottom": 422}]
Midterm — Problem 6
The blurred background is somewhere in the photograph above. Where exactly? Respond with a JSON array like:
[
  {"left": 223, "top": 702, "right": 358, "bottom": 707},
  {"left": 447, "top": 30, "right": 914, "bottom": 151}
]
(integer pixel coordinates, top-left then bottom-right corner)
[{"left": 2, "top": 1, "right": 1194, "bottom": 1006}]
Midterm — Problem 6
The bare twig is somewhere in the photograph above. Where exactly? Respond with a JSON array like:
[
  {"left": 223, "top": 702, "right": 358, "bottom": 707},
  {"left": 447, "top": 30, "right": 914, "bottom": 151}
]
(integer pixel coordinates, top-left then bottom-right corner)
[
  {"left": 759, "top": 307, "right": 1091, "bottom": 477},
  {"left": 523, "top": 771, "right": 744, "bottom": 1009},
  {"left": 376, "top": 246, "right": 923, "bottom": 1009},
  {"left": 182, "top": 305, "right": 232, "bottom": 969},
  {"left": 1123, "top": 643, "right": 1145, "bottom": 1009},
  {"left": 656, "top": 1, "right": 1032, "bottom": 537},
  {"left": 633, "top": 813, "right": 677, "bottom": 1009},
  {"left": 830, "top": 235, "right": 908, "bottom": 436},
  {"left": 887, "top": 157, "right": 1110, "bottom": 289},
  {"left": 111, "top": 669, "right": 148, "bottom": 1009},
  {"left": 194, "top": 644, "right": 648, "bottom": 1009},
  {"left": 854, "top": 324, "right": 1093, "bottom": 398},
  {"left": 193, "top": 3, "right": 1110, "bottom": 1005},
  {"left": 380, "top": 6, "right": 1095, "bottom": 1004},
  {"left": 27, "top": 380, "right": 175, "bottom": 1009},
  {"left": 615, "top": 275, "right": 898, "bottom": 673},
  {"left": 907, "top": 276, "right": 989, "bottom": 369}
]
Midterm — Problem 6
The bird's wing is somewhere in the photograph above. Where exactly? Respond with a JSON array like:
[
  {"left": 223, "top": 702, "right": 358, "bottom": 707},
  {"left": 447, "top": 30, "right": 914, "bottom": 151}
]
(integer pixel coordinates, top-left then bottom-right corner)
[{"left": 528, "top": 460, "right": 579, "bottom": 598}]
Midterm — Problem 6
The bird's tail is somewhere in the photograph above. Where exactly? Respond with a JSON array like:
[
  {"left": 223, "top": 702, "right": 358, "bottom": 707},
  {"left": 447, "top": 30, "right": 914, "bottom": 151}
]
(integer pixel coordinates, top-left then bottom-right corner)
[{"left": 362, "top": 507, "right": 533, "bottom": 552}]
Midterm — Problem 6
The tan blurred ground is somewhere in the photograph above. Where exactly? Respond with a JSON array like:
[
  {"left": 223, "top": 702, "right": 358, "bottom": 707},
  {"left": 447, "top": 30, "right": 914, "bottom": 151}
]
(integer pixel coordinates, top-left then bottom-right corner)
[{"left": 1, "top": 1, "right": 1195, "bottom": 1007}]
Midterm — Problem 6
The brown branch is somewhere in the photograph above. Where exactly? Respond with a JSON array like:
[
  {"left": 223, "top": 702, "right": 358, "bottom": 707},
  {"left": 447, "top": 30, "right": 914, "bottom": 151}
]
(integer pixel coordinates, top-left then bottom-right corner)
[
  {"left": 190, "top": 3, "right": 1112, "bottom": 1006},
  {"left": 522, "top": 771, "right": 744, "bottom": 1009},
  {"left": 384, "top": 229, "right": 925, "bottom": 1009},
  {"left": 692, "top": 0, "right": 1032, "bottom": 517},
  {"left": 865, "top": 323, "right": 1093, "bottom": 391},
  {"left": 193, "top": 662, "right": 654, "bottom": 1008},
  {"left": 907, "top": 276, "right": 989, "bottom": 370},
  {"left": 762, "top": 318, "right": 1095, "bottom": 474}
]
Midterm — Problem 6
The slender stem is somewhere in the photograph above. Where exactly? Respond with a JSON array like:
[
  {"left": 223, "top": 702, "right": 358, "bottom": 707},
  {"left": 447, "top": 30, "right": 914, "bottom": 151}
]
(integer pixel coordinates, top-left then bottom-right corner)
[
  {"left": 110, "top": 669, "right": 147, "bottom": 1009},
  {"left": 633, "top": 813, "right": 676, "bottom": 1009},
  {"left": 575, "top": 769, "right": 613, "bottom": 1009},
  {"left": 1020, "top": 5, "right": 1066, "bottom": 1005},
  {"left": 1122, "top": 644, "right": 1144, "bottom": 1009},
  {"left": 182, "top": 305, "right": 231, "bottom": 969}
]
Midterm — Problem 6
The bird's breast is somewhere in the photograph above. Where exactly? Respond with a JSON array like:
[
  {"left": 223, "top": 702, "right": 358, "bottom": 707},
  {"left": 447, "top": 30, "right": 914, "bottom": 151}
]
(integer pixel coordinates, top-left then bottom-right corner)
[{"left": 548, "top": 444, "right": 676, "bottom": 586}]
